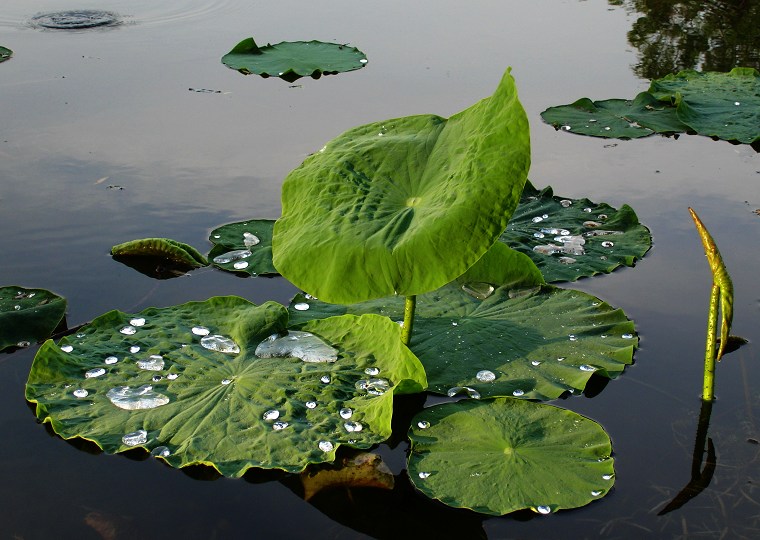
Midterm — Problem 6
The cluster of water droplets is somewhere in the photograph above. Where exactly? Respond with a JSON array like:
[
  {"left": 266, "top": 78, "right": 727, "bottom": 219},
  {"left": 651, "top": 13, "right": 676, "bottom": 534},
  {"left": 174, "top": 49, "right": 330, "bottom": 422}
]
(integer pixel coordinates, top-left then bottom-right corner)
[{"left": 254, "top": 331, "right": 338, "bottom": 363}]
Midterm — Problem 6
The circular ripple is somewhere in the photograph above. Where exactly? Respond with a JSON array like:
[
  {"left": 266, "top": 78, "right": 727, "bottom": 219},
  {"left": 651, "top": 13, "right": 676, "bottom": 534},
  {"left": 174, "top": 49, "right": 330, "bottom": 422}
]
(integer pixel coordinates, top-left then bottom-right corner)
[{"left": 30, "top": 10, "right": 123, "bottom": 30}]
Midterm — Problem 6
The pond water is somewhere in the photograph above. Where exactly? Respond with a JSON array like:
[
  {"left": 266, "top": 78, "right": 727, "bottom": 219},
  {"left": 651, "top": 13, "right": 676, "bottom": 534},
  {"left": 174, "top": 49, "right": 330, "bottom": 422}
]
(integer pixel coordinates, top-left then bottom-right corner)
[{"left": 1, "top": 0, "right": 759, "bottom": 538}]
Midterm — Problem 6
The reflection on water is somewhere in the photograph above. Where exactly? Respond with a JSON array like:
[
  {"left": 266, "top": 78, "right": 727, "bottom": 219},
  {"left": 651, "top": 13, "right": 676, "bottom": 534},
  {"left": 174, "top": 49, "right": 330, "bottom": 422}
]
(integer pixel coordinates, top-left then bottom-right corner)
[{"left": 610, "top": 0, "right": 760, "bottom": 78}]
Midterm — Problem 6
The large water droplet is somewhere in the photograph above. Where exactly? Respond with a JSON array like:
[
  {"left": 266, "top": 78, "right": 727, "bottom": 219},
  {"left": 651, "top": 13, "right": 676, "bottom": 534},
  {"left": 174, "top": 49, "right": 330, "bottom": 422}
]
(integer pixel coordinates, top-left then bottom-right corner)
[
  {"left": 446, "top": 386, "right": 481, "bottom": 399},
  {"left": 122, "top": 429, "right": 148, "bottom": 447},
  {"left": 356, "top": 378, "right": 391, "bottom": 395},
  {"left": 255, "top": 331, "right": 337, "bottom": 363},
  {"left": 85, "top": 367, "right": 106, "bottom": 378},
  {"left": 243, "top": 232, "right": 260, "bottom": 247},
  {"left": 340, "top": 407, "right": 353, "bottom": 419},
  {"left": 192, "top": 326, "right": 210, "bottom": 336},
  {"left": 533, "top": 244, "right": 559, "bottom": 255},
  {"left": 130, "top": 317, "right": 146, "bottom": 327},
  {"left": 119, "top": 326, "right": 137, "bottom": 335},
  {"left": 579, "top": 364, "right": 596, "bottom": 372},
  {"left": 476, "top": 370, "right": 496, "bottom": 382},
  {"left": 137, "top": 355, "right": 165, "bottom": 371},
  {"left": 319, "top": 441, "right": 334, "bottom": 452},
  {"left": 344, "top": 421, "right": 363, "bottom": 433},
  {"left": 107, "top": 385, "right": 170, "bottom": 410},
  {"left": 535, "top": 505, "right": 552, "bottom": 515},
  {"left": 60, "top": 344, "right": 74, "bottom": 353},
  {"left": 212, "top": 250, "right": 252, "bottom": 264},
  {"left": 233, "top": 261, "right": 249, "bottom": 270},
  {"left": 104, "top": 356, "right": 118, "bottom": 365},
  {"left": 512, "top": 389, "right": 525, "bottom": 397},
  {"left": 263, "top": 409, "right": 280, "bottom": 421},
  {"left": 73, "top": 388, "right": 88, "bottom": 398},
  {"left": 201, "top": 335, "right": 240, "bottom": 354},
  {"left": 365, "top": 367, "right": 380, "bottom": 376},
  {"left": 293, "top": 302, "right": 310, "bottom": 311},
  {"left": 151, "top": 446, "right": 171, "bottom": 458},
  {"left": 461, "top": 282, "right": 495, "bottom": 300}
]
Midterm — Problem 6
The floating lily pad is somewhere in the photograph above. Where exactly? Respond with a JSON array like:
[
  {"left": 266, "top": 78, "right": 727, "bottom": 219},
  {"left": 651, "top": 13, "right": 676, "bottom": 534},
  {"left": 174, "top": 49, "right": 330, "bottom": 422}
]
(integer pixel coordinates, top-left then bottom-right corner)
[
  {"left": 501, "top": 182, "right": 652, "bottom": 282},
  {"left": 25, "top": 297, "right": 426, "bottom": 476},
  {"left": 0, "top": 46, "right": 12, "bottom": 63},
  {"left": 407, "top": 398, "right": 615, "bottom": 515},
  {"left": 208, "top": 220, "right": 276, "bottom": 276},
  {"left": 301, "top": 452, "right": 395, "bottom": 501},
  {"left": 222, "top": 38, "right": 367, "bottom": 81},
  {"left": 274, "top": 68, "right": 530, "bottom": 303},
  {"left": 111, "top": 238, "right": 208, "bottom": 276},
  {"left": 289, "top": 280, "right": 637, "bottom": 401},
  {"left": 0, "top": 286, "right": 67, "bottom": 352},
  {"left": 648, "top": 68, "right": 760, "bottom": 144}
]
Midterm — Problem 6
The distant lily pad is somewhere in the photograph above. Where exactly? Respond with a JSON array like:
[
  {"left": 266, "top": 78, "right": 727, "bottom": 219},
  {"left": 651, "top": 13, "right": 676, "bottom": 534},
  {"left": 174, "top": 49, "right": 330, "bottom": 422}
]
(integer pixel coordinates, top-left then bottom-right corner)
[
  {"left": 111, "top": 238, "right": 208, "bottom": 279},
  {"left": 407, "top": 398, "right": 615, "bottom": 515},
  {"left": 208, "top": 220, "right": 276, "bottom": 276},
  {"left": 501, "top": 182, "right": 652, "bottom": 282},
  {"left": 222, "top": 38, "right": 367, "bottom": 81},
  {"left": 0, "top": 46, "right": 12, "bottom": 63},
  {"left": 0, "top": 286, "right": 67, "bottom": 352},
  {"left": 25, "top": 297, "right": 426, "bottom": 476}
]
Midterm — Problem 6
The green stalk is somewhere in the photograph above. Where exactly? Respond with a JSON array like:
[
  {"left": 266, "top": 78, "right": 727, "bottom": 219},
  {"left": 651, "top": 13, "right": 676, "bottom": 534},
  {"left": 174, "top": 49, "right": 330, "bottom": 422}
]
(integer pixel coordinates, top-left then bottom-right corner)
[
  {"left": 702, "top": 283, "right": 719, "bottom": 401},
  {"left": 401, "top": 295, "right": 416, "bottom": 346}
]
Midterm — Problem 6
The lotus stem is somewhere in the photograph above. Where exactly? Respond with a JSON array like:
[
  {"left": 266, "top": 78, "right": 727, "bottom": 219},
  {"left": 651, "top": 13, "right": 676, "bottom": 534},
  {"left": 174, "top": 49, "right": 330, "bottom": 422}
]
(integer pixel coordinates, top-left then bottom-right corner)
[
  {"left": 702, "top": 283, "right": 719, "bottom": 401},
  {"left": 401, "top": 295, "right": 416, "bottom": 346}
]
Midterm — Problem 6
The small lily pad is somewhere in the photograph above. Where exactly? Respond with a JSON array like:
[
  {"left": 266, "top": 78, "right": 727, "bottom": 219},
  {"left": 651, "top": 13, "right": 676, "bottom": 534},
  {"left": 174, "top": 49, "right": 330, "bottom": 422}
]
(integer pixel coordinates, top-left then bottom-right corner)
[
  {"left": 208, "top": 220, "right": 276, "bottom": 276},
  {"left": 501, "top": 182, "right": 652, "bottom": 282},
  {"left": 0, "top": 46, "right": 12, "bottom": 63},
  {"left": 222, "top": 38, "right": 368, "bottom": 81},
  {"left": 0, "top": 286, "right": 67, "bottom": 352},
  {"left": 111, "top": 238, "right": 208, "bottom": 276},
  {"left": 25, "top": 297, "right": 426, "bottom": 476},
  {"left": 407, "top": 398, "right": 615, "bottom": 515}
]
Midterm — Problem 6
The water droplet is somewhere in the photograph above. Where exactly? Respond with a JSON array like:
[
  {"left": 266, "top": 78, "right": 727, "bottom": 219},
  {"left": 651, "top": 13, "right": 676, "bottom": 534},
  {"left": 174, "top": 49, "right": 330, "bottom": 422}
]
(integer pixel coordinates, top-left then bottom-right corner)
[
  {"left": 221, "top": 378, "right": 232, "bottom": 385},
  {"left": 166, "top": 373, "right": 179, "bottom": 380},
  {"left": 129, "top": 345, "right": 140, "bottom": 353},
  {"left": 73, "top": 388, "right": 88, "bottom": 398},
  {"left": 305, "top": 400, "right": 317, "bottom": 409},
  {"left": 213, "top": 234, "right": 221, "bottom": 239},
  {"left": 601, "top": 241, "right": 614, "bottom": 248},
  {"left": 319, "top": 441, "right": 334, "bottom": 452},
  {"left": 735, "top": 101, "right": 741, "bottom": 106},
  {"left": 320, "top": 375, "right": 331, "bottom": 384},
  {"left": 542, "top": 214, "right": 549, "bottom": 219},
  {"left": 104, "top": 356, "right": 118, "bottom": 365},
  {"left": 531, "top": 360, "right": 542, "bottom": 366},
  {"left": 602, "top": 474, "right": 614, "bottom": 480},
  {"left": 16, "top": 341, "right": 30, "bottom": 348},
  {"left": 476, "top": 370, "right": 496, "bottom": 382},
  {"left": 604, "top": 126, "right": 611, "bottom": 131},
  {"left": 583, "top": 207, "right": 592, "bottom": 213},
  {"left": 417, "top": 420, "right": 430, "bottom": 429},
  {"left": 533, "top": 232, "right": 545, "bottom": 238},
  {"left": 558, "top": 257, "right": 576, "bottom": 264},
  {"left": 272, "top": 421, "right": 289, "bottom": 431},
  {"left": 583, "top": 221, "right": 602, "bottom": 228},
  {"left": 535, "top": 505, "right": 552, "bottom": 515},
  {"left": 201, "top": 335, "right": 240, "bottom": 354},
  {"left": 418, "top": 471, "right": 431, "bottom": 479},
  {"left": 151, "top": 446, "right": 171, "bottom": 458},
  {"left": 212, "top": 249, "right": 252, "bottom": 264},
  {"left": 568, "top": 334, "right": 577, "bottom": 341},
  {"left": 191, "top": 326, "right": 210, "bottom": 337},
  {"left": 233, "top": 261, "right": 249, "bottom": 270},
  {"left": 512, "top": 389, "right": 525, "bottom": 397},
  {"left": 130, "top": 317, "right": 146, "bottom": 327},
  {"left": 622, "top": 333, "right": 634, "bottom": 339},
  {"left": 591, "top": 490, "right": 603, "bottom": 496},
  {"left": 365, "top": 367, "right": 380, "bottom": 376},
  {"left": 531, "top": 216, "right": 544, "bottom": 223},
  {"left": 137, "top": 355, "right": 165, "bottom": 371},
  {"left": 119, "top": 325, "right": 137, "bottom": 335},
  {"left": 360, "top": 58, "right": 368, "bottom": 63},
  {"left": 560, "top": 199, "right": 573, "bottom": 207},
  {"left": 533, "top": 244, "right": 559, "bottom": 255},
  {"left": 344, "top": 421, "right": 363, "bottom": 433},
  {"left": 356, "top": 378, "right": 391, "bottom": 395},
  {"left": 107, "top": 385, "right": 169, "bottom": 410},
  {"left": 255, "top": 331, "right": 337, "bottom": 362},
  {"left": 76, "top": 333, "right": 86, "bottom": 339},
  {"left": 579, "top": 364, "right": 596, "bottom": 372},
  {"left": 243, "top": 232, "right": 260, "bottom": 247},
  {"left": 13, "top": 305, "right": 21, "bottom": 311},
  {"left": 598, "top": 214, "right": 608, "bottom": 220},
  {"left": 122, "top": 429, "right": 147, "bottom": 447},
  {"left": 152, "top": 375, "right": 162, "bottom": 382},
  {"left": 293, "top": 302, "right": 310, "bottom": 311},
  {"left": 85, "top": 367, "right": 106, "bottom": 378},
  {"left": 452, "top": 321, "right": 458, "bottom": 326},
  {"left": 557, "top": 357, "right": 565, "bottom": 362},
  {"left": 446, "top": 386, "right": 481, "bottom": 399},
  {"left": 461, "top": 282, "right": 495, "bottom": 300},
  {"left": 263, "top": 409, "right": 280, "bottom": 421},
  {"left": 60, "top": 344, "right": 74, "bottom": 353}
]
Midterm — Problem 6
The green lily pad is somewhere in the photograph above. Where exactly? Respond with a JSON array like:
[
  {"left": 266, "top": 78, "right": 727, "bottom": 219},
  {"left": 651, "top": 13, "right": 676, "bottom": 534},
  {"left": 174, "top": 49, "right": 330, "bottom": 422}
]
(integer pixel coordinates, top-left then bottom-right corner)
[
  {"left": 0, "top": 46, "right": 12, "bottom": 63},
  {"left": 0, "top": 286, "right": 67, "bottom": 352},
  {"left": 648, "top": 67, "right": 760, "bottom": 144},
  {"left": 407, "top": 398, "right": 615, "bottom": 515},
  {"left": 208, "top": 219, "right": 276, "bottom": 276},
  {"left": 25, "top": 297, "right": 426, "bottom": 476},
  {"left": 289, "top": 281, "right": 637, "bottom": 401},
  {"left": 274, "top": 68, "right": 531, "bottom": 303},
  {"left": 111, "top": 238, "right": 208, "bottom": 274},
  {"left": 222, "top": 38, "right": 367, "bottom": 81},
  {"left": 500, "top": 182, "right": 652, "bottom": 282}
]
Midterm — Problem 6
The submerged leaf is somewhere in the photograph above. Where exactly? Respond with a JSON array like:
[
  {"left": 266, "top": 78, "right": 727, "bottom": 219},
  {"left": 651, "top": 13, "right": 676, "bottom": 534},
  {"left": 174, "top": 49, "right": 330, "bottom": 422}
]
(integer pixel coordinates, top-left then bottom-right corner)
[
  {"left": 0, "top": 286, "right": 67, "bottom": 352},
  {"left": 407, "top": 398, "right": 615, "bottom": 515},
  {"left": 0, "top": 46, "right": 12, "bottom": 63},
  {"left": 274, "top": 68, "right": 531, "bottom": 303},
  {"left": 501, "top": 181, "right": 652, "bottom": 282},
  {"left": 222, "top": 38, "right": 367, "bottom": 81},
  {"left": 301, "top": 452, "right": 395, "bottom": 501},
  {"left": 208, "top": 219, "right": 276, "bottom": 276},
  {"left": 111, "top": 238, "right": 208, "bottom": 272},
  {"left": 25, "top": 297, "right": 426, "bottom": 476}
]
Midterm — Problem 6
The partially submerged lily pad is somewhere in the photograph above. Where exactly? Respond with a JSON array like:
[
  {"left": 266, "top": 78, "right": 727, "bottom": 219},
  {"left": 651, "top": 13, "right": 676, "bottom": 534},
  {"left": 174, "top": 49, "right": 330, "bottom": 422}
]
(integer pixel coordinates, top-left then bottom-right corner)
[
  {"left": 1, "top": 286, "right": 67, "bottom": 352},
  {"left": 25, "top": 297, "right": 426, "bottom": 476},
  {"left": 111, "top": 238, "right": 208, "bottom": 276},
  {"left": 301, "top": 452, "right": 395, "bottom": 501},
  {"left": 208, "top": 220, "right": 276, "bottom": 276},
  {"left": 501, "top": 182, "right": 652, "bottom": 282},
  {"left": 222, "top": 38, "right": 367, "bottom": 81},
  {"left": 407, "top": 398, "right": 615, "bottom": 515},
  {"left": 0, "top": 46, "right": 12, "bottom": 63}
]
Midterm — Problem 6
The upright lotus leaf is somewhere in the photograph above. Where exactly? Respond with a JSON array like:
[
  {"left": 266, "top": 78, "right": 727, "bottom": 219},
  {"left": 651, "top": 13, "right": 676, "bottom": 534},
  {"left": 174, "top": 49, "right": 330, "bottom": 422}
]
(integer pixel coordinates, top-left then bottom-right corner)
[
  {"left": 648, "top": 68, "right": 760, "bottom": 144},
  {"left": 500, "top": 182, "right": 652, "bottom": 282},
  {"left": 0, "top": 286, "right": 67, "bottom": 351},
  {"left": 111, "top": 238, "right": 208, "bottom": 269},
  {"left": 208, "top": 219, "right": 276, "bottom": 276},
  {"left": 274, "top": 69, "right": 531, "bottom": 303},
  {"left": 222, "top": 38, "right": 367, "bottom": 80},
  {"left": 25, "top": 297, "right": 426, "bottom": 476},
  {"left": 0, "top": 46, "right": 12, "bottom": 63},
  {"left": 540, "top": 92, "right": 687, "bottom": 139},
  {"left": 289, "top": 282, "right": 637, "bottom": 401},
  {"left": 407, "top": 398, "right": 615, "bottom": 515}
]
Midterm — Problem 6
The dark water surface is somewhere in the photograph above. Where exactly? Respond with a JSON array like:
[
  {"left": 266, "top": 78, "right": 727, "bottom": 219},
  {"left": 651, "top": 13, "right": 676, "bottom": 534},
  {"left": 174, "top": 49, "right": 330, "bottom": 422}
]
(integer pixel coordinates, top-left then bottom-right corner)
[{"left": 1, "top": 1, "right": 759, "bottom": 538}]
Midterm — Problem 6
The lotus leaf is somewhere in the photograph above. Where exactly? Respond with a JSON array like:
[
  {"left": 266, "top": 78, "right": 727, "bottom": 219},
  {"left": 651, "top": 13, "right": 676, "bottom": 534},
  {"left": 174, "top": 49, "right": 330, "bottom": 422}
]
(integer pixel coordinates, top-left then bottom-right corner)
[
  {"left": 289, "top": 282, "right": 637, "bottom": 400},
  {"left": 208, "top": 219, "right": 276, "bottom": 276},
  {"left": 0, "top": 286, "right": 67, "bottom": 352},
  {"left": 274, "top": 68, "right": 531, "bottom": 303},
  {"left": 0, "top": 46, "right": 12, "bottom": 63},
  {"left": 25, "top": 296, "right": 426, "bottom": 476},
  {"left": 111, "top": 238, "right": 208, "bottom": 270},
  {"left": 301, "top": 452, "right": 395, "bottom": 501},
  {"left": 407, "top": 398, "right": 615, "bottom": 515},
  {"left": 501, "top": 182, "right": 652, "bottom": 282},
  {"left": 222, "top": 38, "right": 367, "bottom": 81},
  {"left": 648, "top": 68, "right": 760, "bottom": 144}
]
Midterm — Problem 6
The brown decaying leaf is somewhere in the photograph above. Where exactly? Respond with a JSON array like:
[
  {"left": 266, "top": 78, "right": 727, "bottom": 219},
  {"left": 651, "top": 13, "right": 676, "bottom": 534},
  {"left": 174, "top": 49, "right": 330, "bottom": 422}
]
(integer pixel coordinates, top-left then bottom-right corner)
[{"left": 301, "top": 452, "right": 394, "bottom": 501}]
